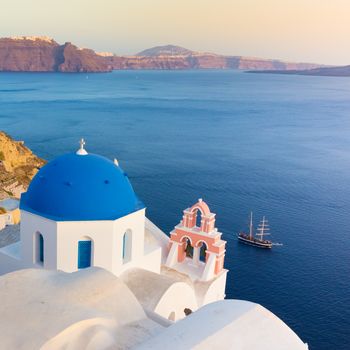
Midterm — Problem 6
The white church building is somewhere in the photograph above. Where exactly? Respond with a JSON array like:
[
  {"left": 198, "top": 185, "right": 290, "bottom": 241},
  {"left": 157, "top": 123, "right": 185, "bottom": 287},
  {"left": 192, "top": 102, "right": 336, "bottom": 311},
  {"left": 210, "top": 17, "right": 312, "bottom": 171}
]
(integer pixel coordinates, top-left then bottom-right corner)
[
  {"left": 0, "top": 140, "right": 309, "bottom": 349},
  {"left": 0, "top": 140, "right": 227, "bottom": 319}
]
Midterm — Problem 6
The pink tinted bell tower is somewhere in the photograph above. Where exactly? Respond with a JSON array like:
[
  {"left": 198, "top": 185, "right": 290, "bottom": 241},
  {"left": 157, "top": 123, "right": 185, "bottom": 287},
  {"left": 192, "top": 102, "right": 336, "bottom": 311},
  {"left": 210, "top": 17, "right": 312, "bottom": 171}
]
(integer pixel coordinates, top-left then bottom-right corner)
[{"left": 166, "top": 199, "right": 226, "bottom": 281}]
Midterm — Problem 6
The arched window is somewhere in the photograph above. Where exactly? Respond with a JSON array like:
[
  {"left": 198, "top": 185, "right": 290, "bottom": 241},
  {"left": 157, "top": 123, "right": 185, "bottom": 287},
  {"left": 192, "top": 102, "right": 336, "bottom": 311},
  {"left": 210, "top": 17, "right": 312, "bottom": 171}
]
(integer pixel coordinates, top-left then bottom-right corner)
[
  {"left": 39, "top": 234, "right": 44, "bottom": 263},
  {"left": 122, "top": 230, "right": 132, "bottom": 264},
  {"left": 199, "top": 242, "right": 208, "bottom": 263},
  {"left": 35, "top": 232, "right": 44, "bottom": 264},
  {"left": 78, "top": 239, "right": 92, "bottom": 269}
]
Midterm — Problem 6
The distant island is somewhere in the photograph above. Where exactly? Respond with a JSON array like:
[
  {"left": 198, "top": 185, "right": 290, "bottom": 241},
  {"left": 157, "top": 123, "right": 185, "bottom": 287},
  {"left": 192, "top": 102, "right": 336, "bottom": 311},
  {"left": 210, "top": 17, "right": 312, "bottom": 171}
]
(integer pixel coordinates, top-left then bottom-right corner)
[
  {"left": 0, "top": 36, "right": 324, "bottom": 73},
  {"left": 248, "top": 65, "right": 350, "bottom": 77}
]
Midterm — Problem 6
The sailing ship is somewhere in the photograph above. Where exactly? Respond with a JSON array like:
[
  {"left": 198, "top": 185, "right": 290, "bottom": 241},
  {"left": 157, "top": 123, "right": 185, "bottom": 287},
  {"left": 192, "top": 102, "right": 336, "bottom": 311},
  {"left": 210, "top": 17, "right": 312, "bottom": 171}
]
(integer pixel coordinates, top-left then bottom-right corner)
[{"left": 238, "top": 213, "right": 272, "bottom": 249}]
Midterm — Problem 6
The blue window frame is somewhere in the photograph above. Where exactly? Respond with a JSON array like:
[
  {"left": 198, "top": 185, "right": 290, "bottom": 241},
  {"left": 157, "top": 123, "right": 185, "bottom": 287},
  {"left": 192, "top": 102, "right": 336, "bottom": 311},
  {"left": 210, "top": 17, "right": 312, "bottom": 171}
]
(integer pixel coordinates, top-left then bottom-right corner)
[
  {"left": 39, "top": 234, "right": 44, "bottom": 263},
  {"left": 78, "top": 240, "right": 92, "bottom": 269}
]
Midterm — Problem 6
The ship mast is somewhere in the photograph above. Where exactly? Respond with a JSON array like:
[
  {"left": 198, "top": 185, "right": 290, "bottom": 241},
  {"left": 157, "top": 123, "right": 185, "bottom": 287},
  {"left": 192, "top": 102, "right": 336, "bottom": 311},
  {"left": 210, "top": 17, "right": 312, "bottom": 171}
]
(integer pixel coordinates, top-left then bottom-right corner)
[
  {"left": 256, "top": 216, "right": 270, "bottom": 241},
  {"left": 249, "top": 212, "right": 253, "bottom": 239}
]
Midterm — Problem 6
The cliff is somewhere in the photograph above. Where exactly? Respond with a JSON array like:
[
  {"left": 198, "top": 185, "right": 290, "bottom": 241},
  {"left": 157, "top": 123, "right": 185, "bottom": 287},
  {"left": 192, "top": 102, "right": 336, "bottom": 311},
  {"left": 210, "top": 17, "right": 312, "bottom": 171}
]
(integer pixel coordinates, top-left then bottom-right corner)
[
  {"left": 105, "top": 53, "right": 322, "bottom": 71},
  {"left": 106, "top": 46, "right": 322, "bottom": 71},
  {"left": 0, "top": 37, "right": 112, "bottom": 72},
  {"left": 0, "top": 131, "right": 45, "bottom": 200},
  {"left": 58, "top": 43, "right": 112, "bottom": 72},
  {"left": 0, "top": 38, "right": 324, "bottom": 72},
  {"left": 128, "top": 45, "right": 322, "bottom": 71}
]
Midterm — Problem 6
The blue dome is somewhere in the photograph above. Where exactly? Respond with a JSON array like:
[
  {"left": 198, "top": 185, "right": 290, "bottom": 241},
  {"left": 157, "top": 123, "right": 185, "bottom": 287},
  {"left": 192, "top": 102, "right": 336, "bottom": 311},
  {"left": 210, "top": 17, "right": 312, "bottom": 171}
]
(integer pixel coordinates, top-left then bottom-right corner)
[{"left": 20, "top": 153, "right": 144, "bottom": 221}]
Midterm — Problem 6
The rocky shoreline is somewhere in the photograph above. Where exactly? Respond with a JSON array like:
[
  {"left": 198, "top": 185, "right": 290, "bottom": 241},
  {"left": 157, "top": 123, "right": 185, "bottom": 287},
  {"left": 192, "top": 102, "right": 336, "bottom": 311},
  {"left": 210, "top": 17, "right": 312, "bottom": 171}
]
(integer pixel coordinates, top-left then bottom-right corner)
[
  {"left": 0, "top": 131, "right": 45, "bottom": 200},
  {"left": 0, "top": 131, "right": 44, "bottom": 236}
]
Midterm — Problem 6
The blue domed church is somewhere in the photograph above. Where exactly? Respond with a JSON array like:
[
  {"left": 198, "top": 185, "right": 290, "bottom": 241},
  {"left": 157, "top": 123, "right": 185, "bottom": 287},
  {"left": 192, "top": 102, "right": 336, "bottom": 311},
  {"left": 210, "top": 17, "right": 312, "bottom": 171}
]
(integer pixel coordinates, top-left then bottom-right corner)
[
  {"left": 0, "top": 140, "right": 229, "bottom": 321},
  {"left": 18, "top": 140, "right": 162, "bottom": 276}
]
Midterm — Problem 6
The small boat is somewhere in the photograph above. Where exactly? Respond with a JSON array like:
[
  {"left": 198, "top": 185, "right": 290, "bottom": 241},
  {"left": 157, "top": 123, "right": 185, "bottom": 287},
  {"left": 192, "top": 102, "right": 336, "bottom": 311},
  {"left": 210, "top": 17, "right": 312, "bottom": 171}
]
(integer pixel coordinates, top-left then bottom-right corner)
[{"left": 238, "top": 213, "right": 272, "bottom": 249}]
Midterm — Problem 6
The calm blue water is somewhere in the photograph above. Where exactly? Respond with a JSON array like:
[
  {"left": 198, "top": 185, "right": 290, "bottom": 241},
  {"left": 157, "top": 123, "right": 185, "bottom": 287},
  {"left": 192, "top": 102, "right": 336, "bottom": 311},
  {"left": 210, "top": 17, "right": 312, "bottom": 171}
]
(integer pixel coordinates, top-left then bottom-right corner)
[{"left": 1, "top": 71, "right": 350, "bottom": 349}]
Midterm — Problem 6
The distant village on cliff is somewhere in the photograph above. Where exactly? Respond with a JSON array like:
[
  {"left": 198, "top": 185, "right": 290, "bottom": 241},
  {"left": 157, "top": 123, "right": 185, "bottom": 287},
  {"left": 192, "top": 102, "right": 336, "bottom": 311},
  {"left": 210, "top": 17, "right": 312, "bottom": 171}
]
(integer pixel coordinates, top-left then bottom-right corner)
[{"left": 0, "top": 36, "right": 348, "bottom": 76}]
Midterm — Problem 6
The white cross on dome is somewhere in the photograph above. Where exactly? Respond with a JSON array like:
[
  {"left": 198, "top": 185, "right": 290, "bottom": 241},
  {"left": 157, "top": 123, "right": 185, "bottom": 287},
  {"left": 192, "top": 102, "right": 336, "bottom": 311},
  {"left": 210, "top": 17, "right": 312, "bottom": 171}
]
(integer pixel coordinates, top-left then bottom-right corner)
[{"left": 76, "top": 138, "right": 88, "bottom": 155}]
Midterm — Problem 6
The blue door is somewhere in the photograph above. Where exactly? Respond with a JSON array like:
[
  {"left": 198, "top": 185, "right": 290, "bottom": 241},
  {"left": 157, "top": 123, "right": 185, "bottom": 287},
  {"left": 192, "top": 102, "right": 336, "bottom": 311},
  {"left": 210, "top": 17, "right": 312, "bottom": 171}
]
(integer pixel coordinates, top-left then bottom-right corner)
[{"left": 78, "top": 241, "right": 91, "bottom": 269}]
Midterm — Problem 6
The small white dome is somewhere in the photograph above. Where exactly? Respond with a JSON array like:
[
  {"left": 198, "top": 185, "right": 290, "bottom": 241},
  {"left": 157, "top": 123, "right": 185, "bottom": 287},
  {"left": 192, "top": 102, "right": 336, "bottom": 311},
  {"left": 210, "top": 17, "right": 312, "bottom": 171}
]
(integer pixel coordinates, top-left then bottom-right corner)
[{"left": 138, "top": 299, "right": 308, "bottom": 350}]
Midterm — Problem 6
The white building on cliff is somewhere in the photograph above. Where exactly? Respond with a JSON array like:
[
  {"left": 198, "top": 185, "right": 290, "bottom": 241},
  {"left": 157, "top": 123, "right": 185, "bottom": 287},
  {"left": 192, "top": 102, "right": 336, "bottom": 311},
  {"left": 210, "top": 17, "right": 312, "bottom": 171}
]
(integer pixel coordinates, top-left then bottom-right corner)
[{"left": 0, "top": 140, "right": 308, "bottom": 349}]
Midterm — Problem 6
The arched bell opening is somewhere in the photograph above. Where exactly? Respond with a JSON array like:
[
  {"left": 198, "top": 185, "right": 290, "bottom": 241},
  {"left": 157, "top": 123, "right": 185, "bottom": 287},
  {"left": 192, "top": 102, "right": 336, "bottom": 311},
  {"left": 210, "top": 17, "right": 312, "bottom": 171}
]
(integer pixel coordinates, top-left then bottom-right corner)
[
  {"left": 195, "top": 209, "right": 202, "bottom": 229},
  {"left": 199, "top": 241, "right": 208, "bottom": 263},
  {"left": 181, "top": 236, "right": 193, "bottom": 259}
]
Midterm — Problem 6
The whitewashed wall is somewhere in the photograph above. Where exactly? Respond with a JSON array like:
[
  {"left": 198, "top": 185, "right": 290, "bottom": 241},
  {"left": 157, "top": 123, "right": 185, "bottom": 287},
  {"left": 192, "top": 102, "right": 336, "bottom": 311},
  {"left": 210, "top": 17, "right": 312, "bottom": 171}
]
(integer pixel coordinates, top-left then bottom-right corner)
[
  {"left": 20, "top": 211, "right": 58, "bottom": 270},
  {"left": 20, "top": 209, "right": 160, "bottom": 276}
]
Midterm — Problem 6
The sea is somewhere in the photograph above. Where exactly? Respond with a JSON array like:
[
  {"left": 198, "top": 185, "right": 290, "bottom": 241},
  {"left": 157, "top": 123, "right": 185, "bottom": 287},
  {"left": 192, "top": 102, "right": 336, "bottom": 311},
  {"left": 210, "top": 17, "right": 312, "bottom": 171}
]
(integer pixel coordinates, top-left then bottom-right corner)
[{"left": 1, "top": 70, "right": 349, "bottom": 350}]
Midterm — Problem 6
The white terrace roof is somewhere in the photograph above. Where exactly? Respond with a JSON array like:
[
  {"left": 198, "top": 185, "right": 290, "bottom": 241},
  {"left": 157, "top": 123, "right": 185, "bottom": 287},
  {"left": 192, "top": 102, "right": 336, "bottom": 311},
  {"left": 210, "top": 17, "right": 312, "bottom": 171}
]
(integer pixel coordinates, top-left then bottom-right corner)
[{"left": 137, "top": 299, "right": 308, "bottom": 350}]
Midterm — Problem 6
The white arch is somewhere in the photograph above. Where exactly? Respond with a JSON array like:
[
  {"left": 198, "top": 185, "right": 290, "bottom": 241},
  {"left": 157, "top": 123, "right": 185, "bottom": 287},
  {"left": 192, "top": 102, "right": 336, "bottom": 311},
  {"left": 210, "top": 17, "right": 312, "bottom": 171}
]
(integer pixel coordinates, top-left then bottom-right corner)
[
  {"left": 195, "top": 239, "right": 208, "bottom": 249},
  {"left": 180, "top": 235, "right": 193, "bottom": 246}
]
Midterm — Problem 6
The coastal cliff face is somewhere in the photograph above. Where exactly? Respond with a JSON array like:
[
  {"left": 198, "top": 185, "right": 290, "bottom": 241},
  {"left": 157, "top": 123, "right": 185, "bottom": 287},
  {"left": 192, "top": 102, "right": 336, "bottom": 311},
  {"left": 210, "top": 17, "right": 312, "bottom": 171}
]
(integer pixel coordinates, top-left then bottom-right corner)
[
  {"left": 57, "top": 43, "right": 112, "bottom": 72},
  {"left": 125, "top": 45, "right": 322, "bottom": 71},
  {"left": 0, "top": 132, "right": 45, "bottom": 200},
  {"left": 131, "top": 45, "right": 322, "bottom": 71},
  {"left": 0, "top": 38, "right": 323, "bottom": 72},
  {"left": 0, "top": 37, "right": 59, "bottom": 71},
  {"left": 106, "top": 53, "right": 321, "bottom": 71},
  {"left": 105, "top": 55, "right": 195, "bottom": 70},
  {"left": 0, "top": 37, "right": 112, "bottom": 72}
]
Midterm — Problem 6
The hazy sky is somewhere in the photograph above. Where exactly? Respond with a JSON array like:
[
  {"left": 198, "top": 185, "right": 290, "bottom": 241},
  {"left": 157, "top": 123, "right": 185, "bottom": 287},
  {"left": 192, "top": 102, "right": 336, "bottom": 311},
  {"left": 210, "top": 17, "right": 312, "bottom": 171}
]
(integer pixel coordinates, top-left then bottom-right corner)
[{"left": 1, "top": 0, "right": 349, "bottom": 65}]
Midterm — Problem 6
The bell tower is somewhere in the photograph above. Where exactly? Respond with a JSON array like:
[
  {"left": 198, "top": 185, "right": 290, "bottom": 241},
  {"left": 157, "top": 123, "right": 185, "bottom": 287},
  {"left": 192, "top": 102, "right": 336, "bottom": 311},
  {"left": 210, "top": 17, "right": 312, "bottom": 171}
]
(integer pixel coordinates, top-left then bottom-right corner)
[{"left": 166, "top": 199, "right": 226, "bottom": 281}]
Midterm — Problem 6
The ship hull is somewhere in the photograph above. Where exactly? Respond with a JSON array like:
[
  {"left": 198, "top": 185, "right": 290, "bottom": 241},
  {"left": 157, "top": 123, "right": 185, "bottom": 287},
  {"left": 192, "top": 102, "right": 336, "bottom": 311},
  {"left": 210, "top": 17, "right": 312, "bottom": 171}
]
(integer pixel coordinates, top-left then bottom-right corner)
[{"left": 237, "top": 235, "right": 272, "bottom": 249}]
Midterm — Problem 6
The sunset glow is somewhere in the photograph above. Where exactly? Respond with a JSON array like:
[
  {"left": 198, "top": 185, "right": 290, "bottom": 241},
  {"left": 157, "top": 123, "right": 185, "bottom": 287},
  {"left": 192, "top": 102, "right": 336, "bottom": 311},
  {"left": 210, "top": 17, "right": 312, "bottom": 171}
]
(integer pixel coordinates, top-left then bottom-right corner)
[{"left": 1, "top": 0, "right": 349, "bottom": 64}]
